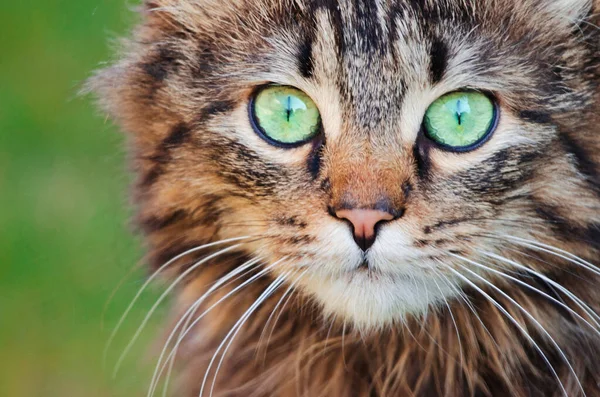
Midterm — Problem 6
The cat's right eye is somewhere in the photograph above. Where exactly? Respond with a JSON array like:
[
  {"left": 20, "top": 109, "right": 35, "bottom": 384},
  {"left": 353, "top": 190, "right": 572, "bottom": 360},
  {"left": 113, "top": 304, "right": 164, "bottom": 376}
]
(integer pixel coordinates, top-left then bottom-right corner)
[{"left": 249, "top": 85, "right": 321, "bottom": 147}]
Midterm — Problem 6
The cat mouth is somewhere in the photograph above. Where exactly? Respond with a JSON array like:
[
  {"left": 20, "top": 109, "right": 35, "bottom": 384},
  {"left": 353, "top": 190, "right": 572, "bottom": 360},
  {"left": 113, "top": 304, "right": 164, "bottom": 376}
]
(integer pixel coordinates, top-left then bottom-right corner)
[
  {"left": 358, "top": 259, "right": 370, "bottom": 269},
  {"left": 343, "top": 260, "right": 413, "bottom": 282}
]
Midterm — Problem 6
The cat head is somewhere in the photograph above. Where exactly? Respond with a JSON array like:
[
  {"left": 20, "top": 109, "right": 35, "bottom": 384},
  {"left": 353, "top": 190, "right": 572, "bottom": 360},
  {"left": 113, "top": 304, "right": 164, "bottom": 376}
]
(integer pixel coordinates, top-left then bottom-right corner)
[{"left": 91, "top": 0, "right": 600, "bottom": 329}]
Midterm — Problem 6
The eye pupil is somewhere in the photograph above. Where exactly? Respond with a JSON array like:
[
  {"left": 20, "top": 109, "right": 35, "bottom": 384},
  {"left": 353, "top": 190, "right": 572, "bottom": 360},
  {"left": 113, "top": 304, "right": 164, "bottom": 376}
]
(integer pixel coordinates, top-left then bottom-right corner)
[{"left": 286, "top": 96, "right": 291, "bottom": 121}]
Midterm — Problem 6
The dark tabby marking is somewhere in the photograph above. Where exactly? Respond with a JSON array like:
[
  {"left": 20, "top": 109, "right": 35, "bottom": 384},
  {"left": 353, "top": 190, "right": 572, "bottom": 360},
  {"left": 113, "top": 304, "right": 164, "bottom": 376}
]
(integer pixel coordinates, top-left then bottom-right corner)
[
  {"left": 90, "top": 0, "right": 600, "bottom": 396},
  {"left": 429, "top": 38, "right": 448, "bottom": 84},
  {"left": 297, "top": 37, "right": 315, "bottom": 78}
]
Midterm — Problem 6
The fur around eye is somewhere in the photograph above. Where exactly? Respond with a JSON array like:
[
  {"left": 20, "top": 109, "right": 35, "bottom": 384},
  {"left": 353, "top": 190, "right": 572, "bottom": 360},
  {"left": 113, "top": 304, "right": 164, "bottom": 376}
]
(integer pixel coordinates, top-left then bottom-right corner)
[
  {"left": 249, "top": 85, "right": 322, "bottom": 147},
  {"left": 423, "top": 91, "right": 499, "bottom": 152}
]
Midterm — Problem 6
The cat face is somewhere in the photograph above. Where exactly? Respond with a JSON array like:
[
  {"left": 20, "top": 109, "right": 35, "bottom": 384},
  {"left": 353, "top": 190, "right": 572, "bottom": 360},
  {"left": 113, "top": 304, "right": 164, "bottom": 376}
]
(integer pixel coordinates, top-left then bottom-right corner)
[{"left": 92, "top": 0, "right": 600, "bottom": 329}]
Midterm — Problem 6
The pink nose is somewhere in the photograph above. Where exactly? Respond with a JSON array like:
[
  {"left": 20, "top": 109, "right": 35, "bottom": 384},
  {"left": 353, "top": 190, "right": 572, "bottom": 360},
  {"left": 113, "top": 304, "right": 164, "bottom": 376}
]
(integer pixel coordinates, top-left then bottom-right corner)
[{"left": 335, "top": 209, "right": 395, "bottom": 251}]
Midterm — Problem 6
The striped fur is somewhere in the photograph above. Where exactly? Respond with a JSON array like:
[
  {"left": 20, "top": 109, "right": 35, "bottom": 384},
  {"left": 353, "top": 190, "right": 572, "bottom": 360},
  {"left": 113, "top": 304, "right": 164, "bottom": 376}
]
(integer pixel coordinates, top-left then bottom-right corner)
[{"left": 90, "top": 0, "right": 600, "bottom": 395}]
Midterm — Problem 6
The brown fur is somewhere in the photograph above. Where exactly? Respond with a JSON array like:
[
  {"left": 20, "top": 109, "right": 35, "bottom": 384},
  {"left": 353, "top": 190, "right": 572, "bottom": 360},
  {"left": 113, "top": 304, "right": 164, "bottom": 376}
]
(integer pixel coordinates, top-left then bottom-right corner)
[{"left": 90, "top": 0, "right": 600, "bottom": 395}]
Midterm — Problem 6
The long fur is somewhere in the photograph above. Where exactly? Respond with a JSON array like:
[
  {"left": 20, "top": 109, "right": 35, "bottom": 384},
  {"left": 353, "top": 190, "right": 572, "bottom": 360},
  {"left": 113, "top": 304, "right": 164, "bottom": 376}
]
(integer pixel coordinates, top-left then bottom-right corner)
[{"left": 90, "top": 0, "right": 600, "bottom": 395}]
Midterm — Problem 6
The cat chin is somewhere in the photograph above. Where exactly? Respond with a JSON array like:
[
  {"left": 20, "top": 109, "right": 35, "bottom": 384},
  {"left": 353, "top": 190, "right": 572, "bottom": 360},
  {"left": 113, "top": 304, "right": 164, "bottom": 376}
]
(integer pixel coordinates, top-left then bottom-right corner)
[{"left": 300, "top": 269, "right": 459, "bottom": 330}]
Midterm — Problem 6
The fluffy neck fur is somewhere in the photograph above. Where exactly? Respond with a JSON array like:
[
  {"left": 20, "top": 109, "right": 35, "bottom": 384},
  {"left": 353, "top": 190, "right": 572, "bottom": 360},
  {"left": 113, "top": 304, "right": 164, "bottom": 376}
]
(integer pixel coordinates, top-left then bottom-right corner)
[{"left": 170, "top": 253, "right": 600, "bottom": 397}]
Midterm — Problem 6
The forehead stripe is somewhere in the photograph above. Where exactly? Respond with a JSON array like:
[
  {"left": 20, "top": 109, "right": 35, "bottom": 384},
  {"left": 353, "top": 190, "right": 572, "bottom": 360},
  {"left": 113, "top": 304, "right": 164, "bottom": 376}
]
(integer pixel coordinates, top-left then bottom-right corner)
[
  {"left": 297, "top": 34, "right": 315, "bottom": 78},
  {"left": 429, "top": 37, "right": 448, "bottom": 84}
]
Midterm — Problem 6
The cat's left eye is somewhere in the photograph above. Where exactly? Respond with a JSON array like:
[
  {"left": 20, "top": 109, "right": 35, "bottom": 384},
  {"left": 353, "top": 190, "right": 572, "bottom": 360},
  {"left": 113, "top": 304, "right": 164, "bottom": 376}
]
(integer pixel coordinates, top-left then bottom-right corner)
[
  {"left": 250, "top": 85, "right": 321, "bottom": 147},
  {"left": 423, "top": 91, "right": 498, "bottom": 151}
]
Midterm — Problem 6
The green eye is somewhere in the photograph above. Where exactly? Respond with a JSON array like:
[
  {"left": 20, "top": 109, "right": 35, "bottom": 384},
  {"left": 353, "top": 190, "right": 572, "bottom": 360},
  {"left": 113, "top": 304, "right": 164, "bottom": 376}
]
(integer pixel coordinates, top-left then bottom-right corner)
[
  {"left": 250, "top": 85, "right": 321, "bottom": 146},
  {"left": 423, "top": 91, "right": 497, "bottom": 151}
]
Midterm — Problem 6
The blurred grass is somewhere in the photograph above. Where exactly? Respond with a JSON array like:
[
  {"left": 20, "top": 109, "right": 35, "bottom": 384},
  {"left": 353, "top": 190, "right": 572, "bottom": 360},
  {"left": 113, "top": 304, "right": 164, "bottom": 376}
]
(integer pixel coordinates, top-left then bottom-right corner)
[{"left": 0, "top": 1, "right": 165, "bottom": 396}]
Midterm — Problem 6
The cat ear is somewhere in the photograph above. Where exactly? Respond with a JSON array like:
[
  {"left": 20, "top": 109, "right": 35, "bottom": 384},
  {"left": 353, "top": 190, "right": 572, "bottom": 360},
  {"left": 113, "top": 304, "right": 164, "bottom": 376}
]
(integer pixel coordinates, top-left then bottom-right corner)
[
  {"left": 138, "top": 0, "right": 211, "bottom": 34},
  {"left": 139, "top": 0, "right": 242, "bottom": 33},
  {"left": 543, "top": 0, "right": 593, "bottom": 24}
]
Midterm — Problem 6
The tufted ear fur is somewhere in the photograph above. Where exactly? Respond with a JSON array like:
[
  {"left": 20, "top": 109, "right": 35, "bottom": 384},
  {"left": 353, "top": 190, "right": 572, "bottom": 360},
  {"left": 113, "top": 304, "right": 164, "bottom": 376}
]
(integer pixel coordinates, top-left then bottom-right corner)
[
  {"left": 543, "top": 0, "right": 593, "bottom": 24},
  {"left": 141, "top": 0, "right": 208, "bottom": 33},
  {"left": 140, "top": 0, "right": 275, "bottom": 34}
]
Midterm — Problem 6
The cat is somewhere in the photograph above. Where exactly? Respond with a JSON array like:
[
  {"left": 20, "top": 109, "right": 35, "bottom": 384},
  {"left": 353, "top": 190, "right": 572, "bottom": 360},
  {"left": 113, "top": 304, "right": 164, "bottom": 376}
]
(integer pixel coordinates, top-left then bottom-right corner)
[{"left": 90, "top": 0, "right": 600, "bottom": 396}]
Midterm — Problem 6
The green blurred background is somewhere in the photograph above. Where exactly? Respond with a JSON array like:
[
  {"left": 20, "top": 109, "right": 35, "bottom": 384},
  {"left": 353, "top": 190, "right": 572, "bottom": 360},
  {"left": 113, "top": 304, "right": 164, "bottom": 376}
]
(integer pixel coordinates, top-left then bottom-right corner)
[{"left": 1, "top": 1, "right": 165, "bottom": 395}]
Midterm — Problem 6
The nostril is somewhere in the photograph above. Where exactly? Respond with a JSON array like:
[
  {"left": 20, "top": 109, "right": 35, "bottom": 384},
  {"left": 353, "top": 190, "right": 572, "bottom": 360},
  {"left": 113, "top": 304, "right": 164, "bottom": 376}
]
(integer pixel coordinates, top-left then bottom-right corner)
[
  {"left": 354, "top": 233, "right": 375, "bottom": 251},
  {"left": 392, "top": 207, "right": 406, "bottom": 220},
  {"left": 327, "top": 205, "right": 338, "bottom": 218},
  {"left": 373, "top": 217, "right": 391, "bottom": 234}
]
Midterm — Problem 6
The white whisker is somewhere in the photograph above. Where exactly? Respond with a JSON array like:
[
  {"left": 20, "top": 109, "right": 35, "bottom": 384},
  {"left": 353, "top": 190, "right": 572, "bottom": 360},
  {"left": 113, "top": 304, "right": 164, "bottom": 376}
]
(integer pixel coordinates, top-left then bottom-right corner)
[
  {"left": 453, "top": 256, "right": 586, "bottom": 396},
  {"left": 419, "top": 275, "right": 430, "bottom": 333},
  {"left": 105, "top": 236, "right": 252, "bottom": 369},
  {"left": 479, "top": 250, "right": 600, "bottom": 329},
  {"left": 432, "top": 264, "right": 501, "bottom": 351},
  {"left": 160, "top": 260, "right": 263, "bottom": 397},
  {"left": 430, "top": 269, "right": 464, "bottom": 367},
  {"left": 152, "top": 257, "right": 288, "bottom": 392},
  {"left": 148, "top": 256, "right": 262, "bottom": 397},
  {"left": 113, "top": 243, "right": 245, "bottom": 378},
  {"left": 498, "top": 234, "right": 600, "bottom": 277},
  {"left": 201, "top": 273, "right": 288, "bottom": 397},
  {"left": 258, "top": 268, "right": 309, "bottom": 357},
  {"left": 256, "top": 272, "right": 298, "bottom": 350},
  {"left": 341, "top": 319, "right": 349, "bottom": 370},
  {"left": 323, "top": 313, "right": 338, "bottom": 354},
  {"left": 438, "top": 261, "right": 570, "bottom": 397}
]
